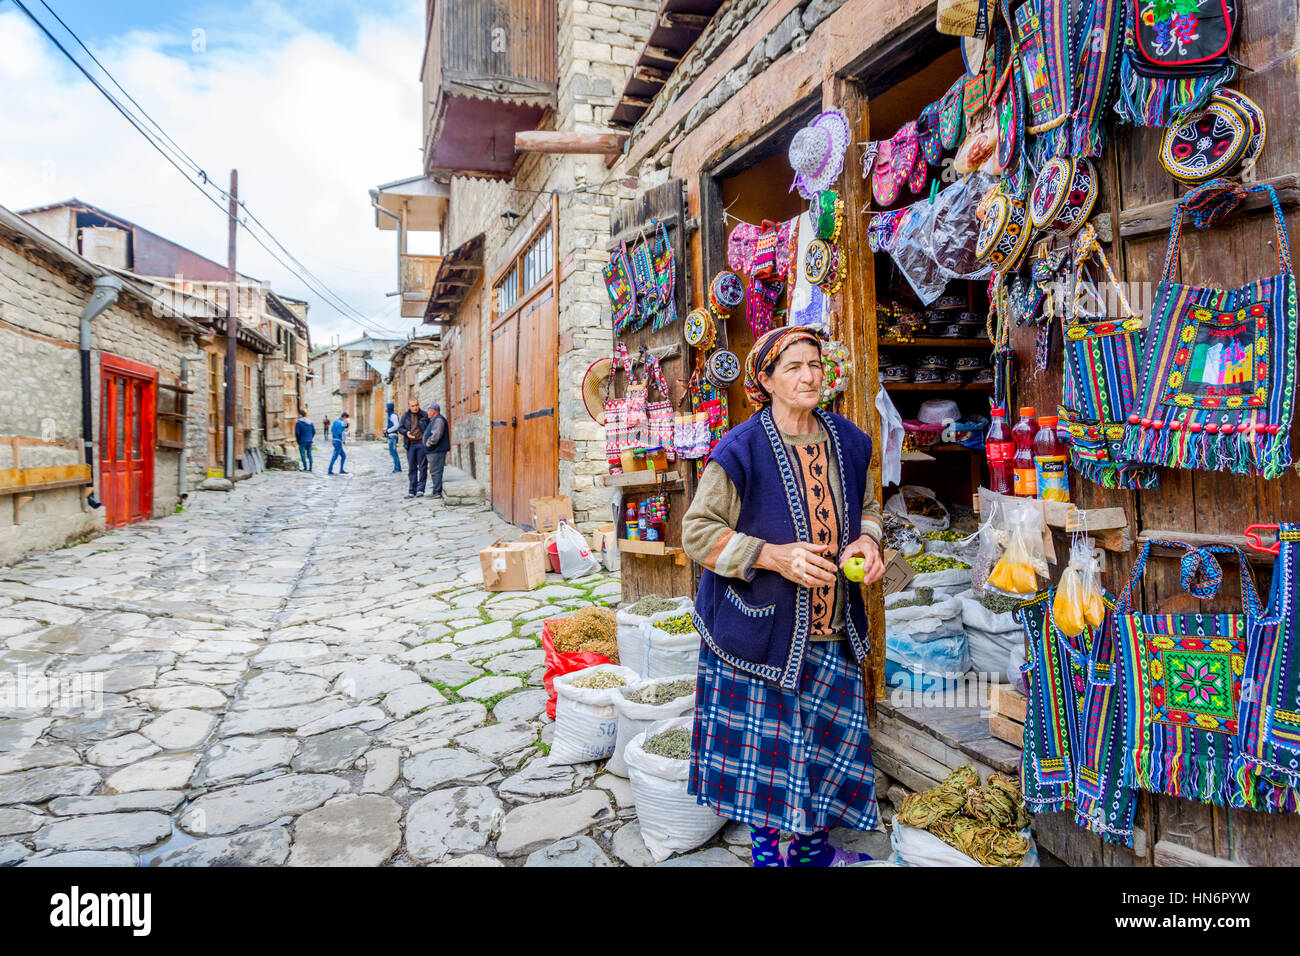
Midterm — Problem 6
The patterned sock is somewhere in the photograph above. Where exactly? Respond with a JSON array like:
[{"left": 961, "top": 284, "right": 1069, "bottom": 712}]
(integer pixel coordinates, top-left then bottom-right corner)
[
  {"left": 786, "top": 829, "right": 835, "bottom": 867},
  {"left": 749, "top": 825, "right": 783, "bottom": 867}
]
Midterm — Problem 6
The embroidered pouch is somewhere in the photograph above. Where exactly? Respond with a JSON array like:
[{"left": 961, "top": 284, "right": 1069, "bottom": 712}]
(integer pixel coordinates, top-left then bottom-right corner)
[
  {"left": 1233, "top": 525, "right": 1300, "bottom": 811},
  {"left": 775, "top": 217, "right": 799, "bottom": 282},
  {"left": 1028, "top": 156, "right": 1098, "bottom": 235},
  {"left": 871, "top": 138, "right": 899, "bottom": 206},
  {"left": 1119, "top": 183, "right": 1298, "bottom": 479},
  {"left": 1159, "top": 93, "right": 1251, "bottom": 184},
  {"left": 629, "top": 237, "right": 659, "bottom": 333},
  {"left": 963, "top": 44, "right": 995, "bottom": 118},
  {"left": 651, "top": 219, "right": 678, "bottom": 331},
  {"left": 1014, "top": 0, "right": 1064, "bottom": 134},
  {"left": 603, "top": 241, "right": 638, "bottom": 335},
  {"left": 750, "top": 220, "right": 780, "bottom": 278},
  {"left": 728, "top": 221, "right": 760, "bottom": 274},
  {"left": 1116, "top": 0, "right": 1238, "bottom": 126},
  {"left": 709, "top": 271, "right": 745, "bottom": 314},
  {"left": 890, "top": 122, "right": 921, "bottom": 196},
  {"left": 685, "top": 308, "right": 717, "bottom": 349},
  {"left": 1112, "top": 540, "right": 1261, "bottom": 805},
  {"left": 918, "top": 100, "right": 943, "bottom": 165},
  {"left": 939, "top": 79, "right": 966, "bottom": 149},
  {"left": 745, "top": 275, "right": 784, "bottom": 339}
]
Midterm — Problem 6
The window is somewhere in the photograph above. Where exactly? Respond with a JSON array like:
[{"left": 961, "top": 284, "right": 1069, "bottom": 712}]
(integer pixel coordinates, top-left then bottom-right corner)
[
  {"left": 522, "top": 226, "right": 552, "bottom": 292},
  {"left": 240, "top": 364, "right": 252, "bottom": 429},
  {"left": 208, "top": 353, "right": 219, "bottom": 434},
  {"left": 496, "top": 263, "right": 518, "bottom": 314}
]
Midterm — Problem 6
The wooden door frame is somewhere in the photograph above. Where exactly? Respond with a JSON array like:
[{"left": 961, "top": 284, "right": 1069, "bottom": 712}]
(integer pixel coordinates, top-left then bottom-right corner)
[
  {"left": 487, "top": 198, "right": 560, "bottom": 526},
  {"left": 99, "top": 351, "right": 157, "bottom": 528}
]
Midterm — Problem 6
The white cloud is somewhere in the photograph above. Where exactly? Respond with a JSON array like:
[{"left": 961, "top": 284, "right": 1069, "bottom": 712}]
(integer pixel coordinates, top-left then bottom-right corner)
[{"left": 0, "top": 1, "right": 429, "bottom": 344}]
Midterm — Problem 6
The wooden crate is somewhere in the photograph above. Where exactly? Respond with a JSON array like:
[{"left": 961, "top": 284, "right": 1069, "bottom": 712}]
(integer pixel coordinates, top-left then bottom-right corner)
[{"left": 988, "top": 684, "right": 1026, "bottom": 749}]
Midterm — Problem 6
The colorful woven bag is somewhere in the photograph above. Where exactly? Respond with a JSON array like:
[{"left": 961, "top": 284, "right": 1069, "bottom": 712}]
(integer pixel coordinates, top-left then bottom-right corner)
[
  {"left": 651, "top": 219, "right": 678, "bottom": 331},
  {"left": 1060, "top": 225, "right": 1160, "bottom": 490},
  {"left": 1115, "top": 0, "right": 1238, "bottom": 127},
  {"left": 1017, "top": 589, "right": 1138, "bottom": 847},
  {"left": 745, "top": 275, "right": 784, "bottom": 339},
  {"left": 939, "top": 78, "right": 966, "bottom": 149},
  {"left": 1119, "top": 182, "right": 1298, "bottom": 480},
  {"left": 629, "top": 236, "right": 658, "bottom": 333},
  {"left": 1110, "top": 540, "right": 1262, "bottom": 805},
  {"left": 603, "top": 241, "right": 637, "bottom": 335},
  {"left": 1233, "top": 524, "right": 1300, "bottom": 812},
  {"left": 750, "top": 220, "right": 780, "bottom": 278}
]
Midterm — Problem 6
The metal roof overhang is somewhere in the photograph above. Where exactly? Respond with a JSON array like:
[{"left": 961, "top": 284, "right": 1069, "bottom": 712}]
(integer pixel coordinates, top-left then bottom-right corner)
[
  {"left": 425, "top": 91, "right": 553, "bottom": 178},
  {"left": 424, "top": 233, "right": 485, "bottom": 325},
  {"left": 610, "top": 0, "right": 726, "bottom": 129},
  {"left": 372, "top": 176, "right": 450, "bottom": 231}
]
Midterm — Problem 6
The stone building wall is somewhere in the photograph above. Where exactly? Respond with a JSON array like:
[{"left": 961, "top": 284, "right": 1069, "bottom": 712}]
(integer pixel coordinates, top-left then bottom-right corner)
[
  {"left": 0, "top": 234, "right": 189, "bottom": 565},
  {"left": 435, "top": 0, "right": 650, "bottom": 530}
]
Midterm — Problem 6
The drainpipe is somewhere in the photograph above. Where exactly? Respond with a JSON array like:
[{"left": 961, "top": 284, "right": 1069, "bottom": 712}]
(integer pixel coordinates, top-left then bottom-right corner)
[
  {"left": 369, "top": 190, "right": 403, "bottom": 295},
  {"left": 80, "top": 275, "right": 123, "bottom": 508}
]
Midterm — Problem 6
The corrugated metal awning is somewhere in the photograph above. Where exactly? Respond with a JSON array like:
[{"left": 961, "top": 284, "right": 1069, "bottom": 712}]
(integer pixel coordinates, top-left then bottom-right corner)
[{"left": 364, "top": 358, "right": 392, "bottom": 378}]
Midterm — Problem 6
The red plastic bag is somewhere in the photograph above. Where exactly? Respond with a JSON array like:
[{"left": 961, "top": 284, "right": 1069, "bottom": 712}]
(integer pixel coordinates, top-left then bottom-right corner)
[{"left": 541, "top": 621, "right": 612, "bottom": 720}]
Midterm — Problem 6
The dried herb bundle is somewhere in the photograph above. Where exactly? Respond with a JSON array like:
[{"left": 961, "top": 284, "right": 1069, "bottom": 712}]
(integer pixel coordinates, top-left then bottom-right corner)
[{"left": 548, "top": 607, "right": 619, "bottom": 661}]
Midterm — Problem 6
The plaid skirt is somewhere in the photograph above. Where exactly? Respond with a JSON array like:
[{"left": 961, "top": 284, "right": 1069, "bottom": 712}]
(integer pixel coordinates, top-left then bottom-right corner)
[{"left": 688, "top": 638, "right": 880, "bottom": 834}]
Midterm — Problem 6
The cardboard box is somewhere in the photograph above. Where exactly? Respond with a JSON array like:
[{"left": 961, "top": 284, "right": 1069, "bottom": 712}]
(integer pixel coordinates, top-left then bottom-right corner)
[
  {"left": 529, "top": 496, "right": 574, "bottom": 534},
  {"left": 479, "top": 538, "right": 547, "bottom": 592},
  {"left": 590, "top": 523, "right": 619, "bottom": 573},
  {"left": 881, "top": 548, "right": 915, "bottom": 596}
]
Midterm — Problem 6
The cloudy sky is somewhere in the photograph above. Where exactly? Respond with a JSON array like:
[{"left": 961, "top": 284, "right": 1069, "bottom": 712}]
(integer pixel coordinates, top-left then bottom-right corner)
[{"left": 0, "top": 0, "right": 432, "bottom": 345}]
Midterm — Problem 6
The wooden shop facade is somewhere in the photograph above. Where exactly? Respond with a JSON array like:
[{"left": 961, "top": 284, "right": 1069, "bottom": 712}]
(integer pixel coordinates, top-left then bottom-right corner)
[{"left": 604, "top": 0, "right": 1300, "bottom": 865}]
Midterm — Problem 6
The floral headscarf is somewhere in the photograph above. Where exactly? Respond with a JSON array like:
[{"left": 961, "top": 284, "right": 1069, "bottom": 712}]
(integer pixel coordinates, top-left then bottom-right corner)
[{"left": 742, "top": 326, "right": 823, "bottom": 407}]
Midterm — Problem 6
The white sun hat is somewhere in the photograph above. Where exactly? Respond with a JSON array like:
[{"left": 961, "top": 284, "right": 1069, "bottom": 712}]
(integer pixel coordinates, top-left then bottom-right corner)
[{"left": 788, "top": 108, "right": 851, "bottom": 200}]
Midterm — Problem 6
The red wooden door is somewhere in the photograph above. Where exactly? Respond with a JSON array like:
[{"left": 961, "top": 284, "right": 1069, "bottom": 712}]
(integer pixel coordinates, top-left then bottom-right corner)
[
  {"left": 490, "top": 315, "right": 519, "bottom": 522},
  {"left": 513, "top": 287, "right": 558, "bottom": 523},
  {"left": 100, "top": 354, "right": 156, "bottom": 528}
]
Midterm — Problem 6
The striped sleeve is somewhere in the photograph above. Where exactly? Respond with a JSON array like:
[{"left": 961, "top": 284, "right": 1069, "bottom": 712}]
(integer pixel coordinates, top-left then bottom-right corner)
[
  {"left": 681, "top": 462, "right": 763, "bottom": 581},
  {"left": 861, "top": 480, "right": 883, "bottom": 545}
]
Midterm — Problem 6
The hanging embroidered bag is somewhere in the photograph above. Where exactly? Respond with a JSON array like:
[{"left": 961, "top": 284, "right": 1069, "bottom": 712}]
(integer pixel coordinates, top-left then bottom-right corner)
[
  {"left": 939, "top": 79, "right": 966, "bottom": 150},
  {"left": 1017, "top": 589, "right": 1139, "bottom": 847},
  {"left": 745, "top": 275, "right": 784, "bottom": 339},
  {"left": 750, "top": 220, "right": 780, "bottom": 278},
  {"left": 1060, "top": 224, "right": 1160, "bottom": 490},
  {"left": 651, "top": 220, "right": 678, "bottom": 331},
  {"left": 603, "top": 241, "right": 637, "bottom": 334},
  {"left": 1110, "top": 540, "right": 1261, "bottom": 804},
  {"left": 917, "top": 100, "right": 944, "bottom": 166},
  {"left": 629, "top": 236, "right": 658, "bottom": 333},
  {"left": 1119, "top": 182, "right": 1298, "bottom": 480},
  {"left": 1115, "top": 0, "right": 1238, "bottom": 127},
  {"left": 1232, "top": 524, "right": 1300, "bottom": 812},
  {"left": 728, "top": 221, "right": 760, "bottom": 273}
]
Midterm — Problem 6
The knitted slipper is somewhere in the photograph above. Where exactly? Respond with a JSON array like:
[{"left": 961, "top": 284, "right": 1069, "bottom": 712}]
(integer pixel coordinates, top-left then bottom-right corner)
[{"left": 828, "top": 848, "right": 873, "bottom": 867}]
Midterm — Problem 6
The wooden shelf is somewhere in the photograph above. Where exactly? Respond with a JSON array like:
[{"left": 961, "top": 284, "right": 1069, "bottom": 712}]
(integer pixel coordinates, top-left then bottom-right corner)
[
  {"left": 603, "top": 470, "right": 685, "bottom": 490},
  {"left": 879, "top": 337, "right": 989, "bottom": 348},
  {"left": 617, "top": 538, "right": 685, "bottom": 562},
  {"left": 156, "top": 439, "right": 186, "bottom": 450},
  {"left": 156, "top": 411, "right": 187, "bottom": 422},
  {"left": 158, "top": 383, "right": 195, "bottom": 394},
  {"left": 1137, "top": 529, "right": 1275, "bottom": 565},
  {"left": 885, "top": 382, "right": 994, "bottom": 392}
]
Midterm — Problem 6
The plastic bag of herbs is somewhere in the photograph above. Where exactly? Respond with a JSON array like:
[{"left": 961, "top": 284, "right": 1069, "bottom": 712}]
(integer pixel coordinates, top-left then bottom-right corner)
[
  {"left": 549, "top": 663, "right": 641, "bottom": 765},
  {"left": 615, "top": 595, "right": 693, "bottom": 676},
  {"left": 608, "top": 674, "right": 697, "bottom": 777},
  {"left": 624, "top": 716, "right": 727, "bottom": 862}
]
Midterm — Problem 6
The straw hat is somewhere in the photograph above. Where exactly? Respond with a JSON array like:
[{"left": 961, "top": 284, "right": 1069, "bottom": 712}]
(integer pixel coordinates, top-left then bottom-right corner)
[
  {"left": 937, "top": 0, "right": 985, "bottom": 36},
  {"left": 581, "top": 357, "right": 612, "bottom": 424},
  {"left": 788, "top": 109, "right": 851, "bottom": 200}
]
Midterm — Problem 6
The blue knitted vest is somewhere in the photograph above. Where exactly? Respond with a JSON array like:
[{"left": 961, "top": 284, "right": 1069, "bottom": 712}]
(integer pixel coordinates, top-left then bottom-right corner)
[{"left": 693, "top": 405, "right": 871, "bottom": 690}]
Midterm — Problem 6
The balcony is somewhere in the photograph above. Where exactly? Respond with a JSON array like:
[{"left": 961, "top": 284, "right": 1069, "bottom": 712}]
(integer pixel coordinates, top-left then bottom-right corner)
[
  {"left": 401, "top": 253, "right": 444, "bottom": 319},
  {"left": 422, "top": 0, "right": 557, "bottom": 177}
]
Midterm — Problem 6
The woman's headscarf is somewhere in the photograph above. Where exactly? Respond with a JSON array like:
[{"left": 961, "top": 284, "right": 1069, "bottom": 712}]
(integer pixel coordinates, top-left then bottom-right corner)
[{"left": 742, "top": 326, "right": 823, "bottom": 407}]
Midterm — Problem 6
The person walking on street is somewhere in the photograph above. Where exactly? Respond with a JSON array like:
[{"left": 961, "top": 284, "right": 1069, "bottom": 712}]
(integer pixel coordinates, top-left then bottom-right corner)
[
  {"left": 294, "top": 409, "right": 316, "bottom": 472},
  {"left": 398, "top": 399, "right": 429, "bottom": 497},
  {"left": 423, "top": 402, "right": 450, "bottom": 500},
  {"left": 383, "top": 402, "right": 402, "bottom": 473},
  {"left": 328, "top": 412, "right": 349, "bottom": 475}
]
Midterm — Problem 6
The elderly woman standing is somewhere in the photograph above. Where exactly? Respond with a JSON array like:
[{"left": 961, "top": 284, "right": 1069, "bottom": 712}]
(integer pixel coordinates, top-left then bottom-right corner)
[{"left": 682, "top": 326, "right": 885, "bottom": 867}]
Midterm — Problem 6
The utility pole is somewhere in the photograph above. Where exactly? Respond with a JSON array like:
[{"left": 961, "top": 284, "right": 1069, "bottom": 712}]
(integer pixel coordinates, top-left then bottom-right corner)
[{"left": 224, "top": 169, "right": 238, "bottom": 479}]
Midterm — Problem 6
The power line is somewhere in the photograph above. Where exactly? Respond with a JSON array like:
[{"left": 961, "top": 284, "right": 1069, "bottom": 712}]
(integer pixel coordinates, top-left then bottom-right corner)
[{"left": 8, "top": 0, "right": 408, "bottom": 338}]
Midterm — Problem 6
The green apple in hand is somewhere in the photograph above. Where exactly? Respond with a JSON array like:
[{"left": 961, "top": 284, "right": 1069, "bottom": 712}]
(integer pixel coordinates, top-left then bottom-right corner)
[{"left": 843, "top": 556, "right": 866, "bottom": 583}]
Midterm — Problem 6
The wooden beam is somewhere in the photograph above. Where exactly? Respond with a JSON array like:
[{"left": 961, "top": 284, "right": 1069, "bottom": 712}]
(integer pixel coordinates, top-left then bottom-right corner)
[
  {"left": 659, "top": 12, "right": 711, "bottom": 30},
  {"left": 1119, "top": 173, "right": 1300, "bottom": 240},
  {"left": 1137, "top": 529, "right": 1276, "bottom": 564},
  {"left": 514, "top": 130, "right": 628, "bottom": 155},
  {"left": 643, "top": 45, "right": 683, "bottom": 64},
  {"left": 633, "top": 65, "right": 671, "bottom": 85},
  {"left": 619, "top": 96, "right": 653, "bottom": 111}
]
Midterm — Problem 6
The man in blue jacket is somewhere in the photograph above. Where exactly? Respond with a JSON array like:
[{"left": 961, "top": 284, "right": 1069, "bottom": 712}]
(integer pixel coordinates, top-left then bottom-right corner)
[
  {"left": 328, "top": 412, "right": 349, "bottom": 475},
  {"left": 294, "top": 409, "right": 316, "bottom": 471},
  {"left": 397, "top": 399, "right": 429, "bottom": 497}
]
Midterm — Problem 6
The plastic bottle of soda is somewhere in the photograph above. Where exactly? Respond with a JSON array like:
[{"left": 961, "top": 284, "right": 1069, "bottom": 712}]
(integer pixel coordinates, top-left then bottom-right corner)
[
  {"left": 1012, "top": 406, "right": 1037, "bottom": 496},
  {"left": 1034, "top": 416, "right": 1070, "bottom": 502},
  {"left": 985, "top": 407, "right": 1014, "bottom": 495}
]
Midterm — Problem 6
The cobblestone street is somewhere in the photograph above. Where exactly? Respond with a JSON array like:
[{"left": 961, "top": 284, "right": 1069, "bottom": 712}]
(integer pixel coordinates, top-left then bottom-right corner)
[{"left": 0, "top": 442, "right": 890, "bottom": 867}]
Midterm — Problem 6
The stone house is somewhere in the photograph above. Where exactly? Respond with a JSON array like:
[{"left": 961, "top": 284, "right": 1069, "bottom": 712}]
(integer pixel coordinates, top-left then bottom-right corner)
[
  {"left": 304, "top": 336, "right": 405, "bottom": 439},
  {"left": 376, "top": 0, "right": 655, "bottom": 530},
  {"left": 0, "top": 203, "right": 213, "bottom": 565},
  {"left": 387, "top": 336, "right": 445, "bottom": 415},
  {"left": 16, "top": 199, "right": 303, "bottom": 483}
]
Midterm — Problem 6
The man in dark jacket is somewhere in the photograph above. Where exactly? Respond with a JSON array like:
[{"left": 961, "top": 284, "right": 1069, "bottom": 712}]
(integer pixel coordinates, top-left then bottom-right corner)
[
  {"left": 294, "top": 410, "right": 316, "bottom": 472},
  {"left": 423, "top": 402, "right": 451, "bottom": 500},
  {"left": 398, "top": 399, "right": 430, "bottom": 498}
]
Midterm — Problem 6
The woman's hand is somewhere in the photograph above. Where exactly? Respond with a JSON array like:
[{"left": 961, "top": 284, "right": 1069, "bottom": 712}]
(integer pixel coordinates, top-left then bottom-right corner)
[
  {"left": 756, "top": 542, "right": 839, "bottom": 589},
  {"left": 840, "top": 536, "right": 885, "bottom": 586}
]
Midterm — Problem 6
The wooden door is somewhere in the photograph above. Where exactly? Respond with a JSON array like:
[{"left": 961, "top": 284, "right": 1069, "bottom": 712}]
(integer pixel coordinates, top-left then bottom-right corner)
[
  {"left": 490, "top": 314, "right": 519, "bottom": 521},
  {"left": 100, "top": 353, "right": 156, "bottom": 528},
  {"left": 513, "top": 285, "right": 558, "bottom": 523}
]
